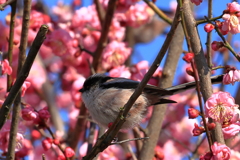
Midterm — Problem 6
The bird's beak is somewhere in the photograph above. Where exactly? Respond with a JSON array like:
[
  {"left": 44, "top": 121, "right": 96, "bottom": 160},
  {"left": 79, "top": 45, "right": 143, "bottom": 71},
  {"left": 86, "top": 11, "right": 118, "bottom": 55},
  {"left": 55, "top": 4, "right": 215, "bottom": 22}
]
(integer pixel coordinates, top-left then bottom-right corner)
[{"left": 79, "top": 88, "right": 84, "bottom": 92}]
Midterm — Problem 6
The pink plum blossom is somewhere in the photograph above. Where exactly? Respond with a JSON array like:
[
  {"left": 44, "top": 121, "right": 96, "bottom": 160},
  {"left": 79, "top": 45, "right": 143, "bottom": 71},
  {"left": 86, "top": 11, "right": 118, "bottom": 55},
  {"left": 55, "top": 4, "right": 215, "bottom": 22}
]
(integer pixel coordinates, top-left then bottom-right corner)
[
  {"left": 100, "top": 0, "right": 139, "bottom": 13},
  {"left": 0, "top": 0, "right": 6, "bottom": 4},
  {"left": 1, "top": 59, "right": 12, "bottom": 75},
  {"left": 21, "top": 106, "right": 39, "bottom": 121},
  {"left": 27, "top": 60, "right": 47, "bottom": 90},
  {"left": 130, "top": 60, "right": 162, "bottom": 86},
  {"left": 71, "top": 5, "right": 100, "bottom": 31},
  {"left": 102, "top": 41, "right": 131, "bottom": 70},
  {"left": 108, "top": 18, "right": 125, "bottom": 41},
  {"left": 30, "top": 10, "right": 50, "bottom": 30},
  {"left": 162, "top": 140, "right": 182, "bottom": 160},
  {"left": 44, "top": 29, "right": 77, "bottom": 58},
  {"left": 71, "top": 76, "right": 85, "bottom": 108},
  {"left": 38, "top": 107, "right": 51, "bottom": 120},
  {"left": 0, "top": 121, "right": 25, "bottom": 153},
  {"left": 204, "top": 91, "right": 239, "bottom": 123},
  {"left": 211, "top": 142, "right": 231, "bottom": 160},
  {"left": 56, "top": 91, "right": 73, "bottom": 108},
  {"left": 222, "top": 123, "right": 240, "bottom": 139},
  {"left": 168, "top": 117, "right": 198, "bottom": 153},
  {"left": 192, "top": 123, "right": 205, "bottom": 136},
  {"left": 231, "top": 150, "right": 240, "bottom": 160},
  {"left": 222, "top": 2, "right": 240, "bottom": 34},
  {"left": 81, "top": 28, "right": 101, "bottom": 52},
  {"left": 21, "top": 81, "right": 31, "bottom": 97},
  {"left": 15, "top": 139, "right": 33, "bottom": 159},
  {"left": 52, "top": 1, "right": 74, "bottom": 22},
  {"left": 125, "top": 3, "right": 154, "bottom": 28},
  {"left": 98, "top": 145, "right": 125, "bottom": 160},
  {"left": 109, "top": 66, "right": 131, "bottom": 78},
  {"left": 223, "top": 69, "right": 240, "bottom": 85}
]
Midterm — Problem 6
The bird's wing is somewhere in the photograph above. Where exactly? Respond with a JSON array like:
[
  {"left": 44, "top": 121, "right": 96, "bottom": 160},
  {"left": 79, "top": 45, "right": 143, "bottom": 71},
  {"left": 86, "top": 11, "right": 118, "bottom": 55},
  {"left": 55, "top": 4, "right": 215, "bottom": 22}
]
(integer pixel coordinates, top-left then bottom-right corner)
[{"left": 100, "top": 77, "right": 174, "bottom": 96}]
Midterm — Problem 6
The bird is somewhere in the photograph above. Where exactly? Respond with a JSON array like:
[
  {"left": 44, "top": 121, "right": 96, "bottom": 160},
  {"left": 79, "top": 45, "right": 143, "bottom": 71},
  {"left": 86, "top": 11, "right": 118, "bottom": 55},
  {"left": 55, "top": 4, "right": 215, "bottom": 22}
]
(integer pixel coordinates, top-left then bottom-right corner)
[{"left": 79, "top": 73, "right": 223, "bottom": 130}]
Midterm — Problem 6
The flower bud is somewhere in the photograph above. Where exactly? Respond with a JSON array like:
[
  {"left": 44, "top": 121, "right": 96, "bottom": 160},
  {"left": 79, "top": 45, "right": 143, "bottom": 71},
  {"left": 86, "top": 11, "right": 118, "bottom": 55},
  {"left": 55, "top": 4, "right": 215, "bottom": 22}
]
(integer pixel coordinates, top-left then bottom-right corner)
[
  {"left": 186, "top": 67, "right": 194, "bottom": 77},
  {"left": 207, "top": 122, "right": 216, "bottom": 130},
  {"left": 204, "top": 24, "right": 214, "bottom": 33},
  {"left": 211, "top": 41, "right": 224, "bottom": 51},
  {"left": 64, "top": 147, "right": 75, "bottom": 158},
  {"left": 188, "top": 108, "right": 200, "bottom": 119},
  {"left": 192, "top": 123, "right": 205, "bottom": 136},
  {"left": 42, "top": 137, "right": 53, "bottom": 151},
  {"left": 183, "top": 52, "right": 194, "bottom": 63}
]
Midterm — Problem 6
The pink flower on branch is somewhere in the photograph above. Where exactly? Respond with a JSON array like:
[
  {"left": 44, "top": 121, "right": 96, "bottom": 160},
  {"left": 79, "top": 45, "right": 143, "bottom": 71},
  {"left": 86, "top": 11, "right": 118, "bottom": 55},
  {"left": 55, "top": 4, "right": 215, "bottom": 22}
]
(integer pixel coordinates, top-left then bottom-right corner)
[
  {"left": 0, "top": 121, "right": 25, "bottom": 153},
  {"left": 222, "top": 123, "right": 240, "bottom": 139},
  {"left": 44, "top": 29, "right": 77, "bottom": 58},
  {"left": 204, "top": 91, "right": 239, "bottom": 123},
  {"left": 21, "top": 106, "right": 39, "bottom": 121},
  {"left": 21, "top": 81, "right": 31, "bottom": 97},
  {"left": 124, "top": 3, "right": 154, "bottom": 28},
  {"left": 1, "top": 59, "right": 12, "bottom": 75},
  {"left": 192, "top": 123, "right": 205, "bottom": 136},
  {"left": 109, "top": 66, "right": 131, "bottom": 78},
  {"left": 102, "top": 41, "right": 131, "bottom": 70},
  {"left": 223, "top": 69, "right": 240, "bottom": 85},
  {"left": 222, "top": 2, "right": 240, "bottom": 34},
  {"left": 211, "top": 142, "right": 231, "bottom": 160}
]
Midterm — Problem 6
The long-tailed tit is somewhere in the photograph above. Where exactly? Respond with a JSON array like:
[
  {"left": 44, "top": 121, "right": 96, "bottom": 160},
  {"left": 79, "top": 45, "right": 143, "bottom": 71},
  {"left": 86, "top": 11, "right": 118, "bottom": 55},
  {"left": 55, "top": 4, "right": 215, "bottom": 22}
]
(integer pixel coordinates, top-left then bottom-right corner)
[{"left": 79, "top": 74, "right": 223, "bottom": 129}]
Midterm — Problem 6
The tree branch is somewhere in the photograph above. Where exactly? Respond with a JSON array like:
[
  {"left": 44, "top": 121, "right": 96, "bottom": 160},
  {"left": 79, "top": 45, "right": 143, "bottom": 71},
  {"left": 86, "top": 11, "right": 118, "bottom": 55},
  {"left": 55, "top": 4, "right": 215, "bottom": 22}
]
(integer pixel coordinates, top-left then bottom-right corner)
[
  {"left": 182, "top": 0, "right": 225, "bottom": 144},
  {"left": 83, "top": 4, "right": 181, "bottom": 160},
  {"left": 92, "top": 0, "right": 117, "bottom": 71},
  {"left": 0, "top": 25, "right": 49, "bottom": 130}
]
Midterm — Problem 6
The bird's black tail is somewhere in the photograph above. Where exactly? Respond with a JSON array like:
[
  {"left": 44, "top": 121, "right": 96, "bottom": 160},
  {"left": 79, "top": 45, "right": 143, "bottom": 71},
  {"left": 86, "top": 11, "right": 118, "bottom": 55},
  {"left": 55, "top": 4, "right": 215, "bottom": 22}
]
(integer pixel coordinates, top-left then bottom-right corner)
[{"left": 164, "top": 74, "right": 224, "bottom": 96}]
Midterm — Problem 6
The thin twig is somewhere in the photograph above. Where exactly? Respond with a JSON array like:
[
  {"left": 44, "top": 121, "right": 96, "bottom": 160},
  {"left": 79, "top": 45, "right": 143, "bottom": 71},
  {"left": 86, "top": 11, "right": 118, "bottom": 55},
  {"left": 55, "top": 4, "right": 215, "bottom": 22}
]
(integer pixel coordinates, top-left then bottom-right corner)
[
  {"left": 83, "top": 5, "right": 181, "bottom": 160},
  {"left": 206, "top": 0, "right": 213, "bottom": 68},
  {"left": 190, "top": 61, "right": 213, "bottom": 150},
  {"left": 68, "top": 103, "right": 87, "bottom": 160},
  {"left": 139, "top": 6, "right": 183, "bottom": 160},
  {"left": 182, "top": 0, "right": 225, "bottom": 144},
  {"left": 78, "top": 45, "right": 94, "bottom": 56},
  {"left": 205, "top": 16, "right": 240, "bottom": 62},
  {"left": 111, "top": 137, "right": 149, "bottom": 145},
  {"left": 143, "top": 0, "right": 172, "bottom": 25},
  {"left": 94, "top": 0, "right": 105, "bottom": 26},
  {"left": 0, "top": 25, "right": 49, "bottom": 130},
  {"left": 127, "top": 144, "right": 138, "bottom": 160},
  {"left": 6, "top": 1, "right": 17, "bottom": 91},
  {"left": 7, "top": 0, "right": 31, "bottom": 159},
  {"left": 87, "top": 123, "right": 96, "bottom": 154},
  {"left": 92, "top": 0, "right": 117, "bottom": 71},
  {"left": 0, "top": 0, "right": 16, "bottom": 10},
  {"left": 211, "top": 66, "right": 226, "bottom": 70},
  {"left": 196, "top": 15, "right": 223, "bottom": 25},
  {"left": 45, "top": 122, "right": 70, "bottom": 160},
  {"left": 42, "top": 154, "right": 46, "bottom": 160},
  {"left": 178, "top": 0, "right": 192, "bottom": 52}
]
